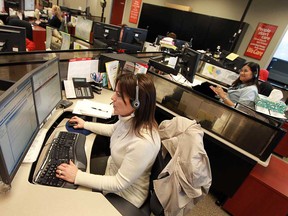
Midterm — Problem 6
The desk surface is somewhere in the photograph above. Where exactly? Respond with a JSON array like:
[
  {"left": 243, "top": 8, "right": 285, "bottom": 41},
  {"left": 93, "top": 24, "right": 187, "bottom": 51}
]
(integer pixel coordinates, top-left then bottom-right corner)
[{"left": 0, "top": 89, "right": 121, "bottom": 216}]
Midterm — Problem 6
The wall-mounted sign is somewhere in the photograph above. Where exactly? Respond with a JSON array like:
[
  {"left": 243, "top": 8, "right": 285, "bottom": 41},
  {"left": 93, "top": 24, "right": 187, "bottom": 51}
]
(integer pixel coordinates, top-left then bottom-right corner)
[
  {"left": 129, "top": 0, "right": 142, "bottom": 24},
  {"left": 244, "top": 22, "right": 278, "bottom": 60}
]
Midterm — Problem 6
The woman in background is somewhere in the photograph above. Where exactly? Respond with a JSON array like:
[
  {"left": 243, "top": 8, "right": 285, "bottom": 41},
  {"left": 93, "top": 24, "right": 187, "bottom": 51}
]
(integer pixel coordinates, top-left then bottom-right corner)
[
  {"left": 48, "top": 5, "right": 63, "bottom": 29},
  {"left": 210, "top": 61, "right": 259, "bottom": 108}
]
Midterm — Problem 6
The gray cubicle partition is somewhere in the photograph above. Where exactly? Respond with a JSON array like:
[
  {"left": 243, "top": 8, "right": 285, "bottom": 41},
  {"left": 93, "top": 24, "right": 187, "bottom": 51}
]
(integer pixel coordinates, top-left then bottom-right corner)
[
  {"left": 149, "top": 71, "right": 286, "bottom": 202},
  {"left": 150, "top": 72, "right": 285, "bottom": 162},
  {"left": 0, "top": 49, "right": 112, "bottom": 91}
]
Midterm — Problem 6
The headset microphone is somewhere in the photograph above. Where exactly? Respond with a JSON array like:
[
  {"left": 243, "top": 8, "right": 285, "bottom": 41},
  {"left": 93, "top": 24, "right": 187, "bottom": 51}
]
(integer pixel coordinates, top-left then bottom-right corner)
[{"left": 131, "top": 77, "right": 140, "bottom": 109}]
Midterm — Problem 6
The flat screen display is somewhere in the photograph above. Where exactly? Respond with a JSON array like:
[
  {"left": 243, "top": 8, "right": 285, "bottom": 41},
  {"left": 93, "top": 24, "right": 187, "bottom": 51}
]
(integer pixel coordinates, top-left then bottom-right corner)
[
  {"left": 32, "top": 58, "right": 62, "bottom": 126},
  {"left": 0, "top": 74, "right": 38, "bottom": 185}
]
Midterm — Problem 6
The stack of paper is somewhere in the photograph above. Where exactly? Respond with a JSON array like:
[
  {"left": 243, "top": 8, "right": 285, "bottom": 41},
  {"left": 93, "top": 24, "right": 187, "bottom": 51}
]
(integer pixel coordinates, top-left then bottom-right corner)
[{"left": 73, "top": 100, "right": 114, "bottom": 119}]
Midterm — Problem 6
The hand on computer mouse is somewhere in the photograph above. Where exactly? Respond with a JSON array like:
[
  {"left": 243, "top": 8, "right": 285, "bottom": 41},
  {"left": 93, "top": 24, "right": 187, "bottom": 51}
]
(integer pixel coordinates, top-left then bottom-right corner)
[
  {"left": 67, "top": 120, "right": 77, "bottom": 127},
  {"left": 69, "top": 116, "right": 85, "bottom": 129}
]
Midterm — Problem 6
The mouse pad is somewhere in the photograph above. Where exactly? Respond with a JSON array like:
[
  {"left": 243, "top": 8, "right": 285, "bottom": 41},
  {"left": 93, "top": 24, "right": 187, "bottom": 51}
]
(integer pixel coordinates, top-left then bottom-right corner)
[{"left": 65, "top": 121, "right": 92, "bottom": 136}]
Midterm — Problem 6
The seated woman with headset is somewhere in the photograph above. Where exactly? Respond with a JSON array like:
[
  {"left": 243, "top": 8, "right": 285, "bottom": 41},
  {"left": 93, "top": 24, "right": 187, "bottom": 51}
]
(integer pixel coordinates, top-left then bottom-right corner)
[
  {"left": 210, "top": 61, "right": 260, "bottom": 108},
  {"left": 56, "top": 73, "right": 161, "bottom": 208}
]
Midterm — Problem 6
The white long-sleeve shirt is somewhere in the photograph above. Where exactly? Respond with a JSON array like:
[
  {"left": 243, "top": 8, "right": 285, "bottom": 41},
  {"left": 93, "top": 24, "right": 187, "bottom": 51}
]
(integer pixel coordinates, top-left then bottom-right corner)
[{"left": 75, "top": 114, "right": 161, "bottom": 208}]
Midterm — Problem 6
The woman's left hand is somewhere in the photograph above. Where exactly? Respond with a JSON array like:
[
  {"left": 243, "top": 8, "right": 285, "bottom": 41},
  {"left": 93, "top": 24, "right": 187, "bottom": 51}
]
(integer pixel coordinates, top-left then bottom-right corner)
[{"left": 56, "top": 160, "right": 78, "bottom": 183}]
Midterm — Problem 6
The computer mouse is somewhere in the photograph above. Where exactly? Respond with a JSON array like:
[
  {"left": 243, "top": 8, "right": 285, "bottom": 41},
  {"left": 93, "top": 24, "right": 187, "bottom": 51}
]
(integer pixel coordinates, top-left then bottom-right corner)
[{"left": 67, "top": 120, "right": 77, "bottom": 127}]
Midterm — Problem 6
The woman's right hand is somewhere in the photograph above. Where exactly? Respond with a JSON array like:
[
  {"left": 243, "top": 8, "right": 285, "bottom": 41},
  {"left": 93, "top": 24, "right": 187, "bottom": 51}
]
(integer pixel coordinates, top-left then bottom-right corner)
[
  {"left": 210, "top": 85, "right": 226, "bottom": 99},
  {"left": 69, "top": 116, "right": 85, "bottom": 129}
]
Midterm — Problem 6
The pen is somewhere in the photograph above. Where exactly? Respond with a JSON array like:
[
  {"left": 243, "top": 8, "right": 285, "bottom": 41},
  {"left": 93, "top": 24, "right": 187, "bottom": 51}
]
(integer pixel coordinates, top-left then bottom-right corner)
[{"left": 91, "top": 107, "right": 108, "bottom": 113}]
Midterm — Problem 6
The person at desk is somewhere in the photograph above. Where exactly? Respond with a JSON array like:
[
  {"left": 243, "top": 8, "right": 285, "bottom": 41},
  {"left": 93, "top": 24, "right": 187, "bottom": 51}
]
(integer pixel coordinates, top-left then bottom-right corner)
[
  {"left": 210, "top": 61, "right": 260, "bottom": 108},
  {"left": 47, "top": 5, "right": 63, "bottom": 29},
  {"left": 57, "top": 73, "right": 161, "bottom": 208}
]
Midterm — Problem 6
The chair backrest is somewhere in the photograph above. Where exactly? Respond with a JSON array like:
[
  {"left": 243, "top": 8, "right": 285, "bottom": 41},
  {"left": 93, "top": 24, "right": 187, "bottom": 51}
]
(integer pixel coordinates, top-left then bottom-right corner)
[
  {"left": 259, "top": 81, "right": 273, "bottom": 97},
  {"left": 8, "top": 19, "right": 33, "bottom": 41}
]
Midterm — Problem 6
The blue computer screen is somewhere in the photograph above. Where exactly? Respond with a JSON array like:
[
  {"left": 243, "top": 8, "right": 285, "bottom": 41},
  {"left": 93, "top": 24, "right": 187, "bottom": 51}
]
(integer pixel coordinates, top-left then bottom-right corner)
[{"left": 0, "top": 74, "right": 38, "bottom": 184}]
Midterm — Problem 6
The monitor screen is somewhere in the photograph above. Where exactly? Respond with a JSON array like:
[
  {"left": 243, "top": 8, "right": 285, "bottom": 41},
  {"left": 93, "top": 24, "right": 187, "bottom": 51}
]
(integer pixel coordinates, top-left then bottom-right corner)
[
  {"left": 24, "top": 0, "right": 35, "bottom": 11},
  {"left": 32, "top": 58, "right": 62, "bottom": 126},
  {"left": 220, "top": 50, "right": 246, "bottom": 72},
  {"left": 75, "top": 16, "right": 93, "bottom": 42},
  {"left": 267, "top": 57, "right": 288, "bottom": 87},
  {"left": 118, "top": 26, "right": 148, "bottom": 52},
  {"left": 178, "top": 47, "right": 201, "bottom": 83},
  {"left": 0, "top": 25, "right": 26, "bottom": 52},
  {"left": 0, "top": 74, "right": 38, "bottom": 185},
  {"left": 93, "top": 22, "right": 121, "bottom": 49}
]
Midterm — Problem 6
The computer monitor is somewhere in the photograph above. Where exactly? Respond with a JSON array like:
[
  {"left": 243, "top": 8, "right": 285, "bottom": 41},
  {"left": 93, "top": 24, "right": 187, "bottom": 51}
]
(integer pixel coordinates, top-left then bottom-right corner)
[
  {"left": 267, "top": 57, "right": 288, "bottom": 87},
  {"left": 31, "top": 58, "right": 62, "bottom": 126},
  {"left": 41, "top": 0, "right": 51, "bottom": 8},
  {"left": 75, "top": 16, "right": 93, "bottom": 42},
  {"left": 69, "top": 8, "right": 82, "bottom": 16},
  {"left": 0, "top": 74, "right": 38, "bottom": 185},
  {"left": 118, "top": 26, "right": 148, "bottom": 52},
  {"left": 93, "top": 22, "right": 121, "bottom": 49},
  {"left": 0, "top": 25, "right": 26, "bottom": 52},
  {"left": 220, "top": 50, "right": 246, "bottom": 72},
  {"left": 24, "top": 0, "right": 35, "bottom": 11},
  {"left": 178, "top": 47, "right": 201, "bottom": 83}
]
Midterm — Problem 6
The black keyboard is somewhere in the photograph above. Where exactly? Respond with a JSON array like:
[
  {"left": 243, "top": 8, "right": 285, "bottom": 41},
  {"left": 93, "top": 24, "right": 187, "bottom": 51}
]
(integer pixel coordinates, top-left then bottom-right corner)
[{"left": 34, "top": 131, "right": 87, "bottom": 189}]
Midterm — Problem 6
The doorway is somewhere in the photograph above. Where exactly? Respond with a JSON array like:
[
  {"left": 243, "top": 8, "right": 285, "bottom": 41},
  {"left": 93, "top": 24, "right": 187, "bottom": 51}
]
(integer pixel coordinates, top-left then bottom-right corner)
[{"left": 110, "top": 0, "right": 126, "bottom": 25}]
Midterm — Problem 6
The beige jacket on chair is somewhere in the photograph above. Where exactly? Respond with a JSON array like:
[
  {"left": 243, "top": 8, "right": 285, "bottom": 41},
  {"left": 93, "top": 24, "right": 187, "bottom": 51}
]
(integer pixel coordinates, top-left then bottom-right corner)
[{"left": 154, "top": 116, "right": 212, "bottom": 216}]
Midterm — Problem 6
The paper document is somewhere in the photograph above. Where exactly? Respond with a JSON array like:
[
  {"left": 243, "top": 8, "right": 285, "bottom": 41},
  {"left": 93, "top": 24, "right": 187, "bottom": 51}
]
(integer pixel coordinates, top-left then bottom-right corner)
[
  {"left": 105, "top": 60, "right": 119, "bottom": 90},
  {"left": 67, "top": 58, "right": 99, "bottom": 82},
  {"left": 123, "top": 61, "right": 148, "bottom": 74},
  {"left": 226, "top": 53, "right": 239, "bottom": 61},
  {"left": 23, "top": 128, "right": 48, "bottom": 163},
  {"left": 73, "top": 99, "right": 113, "bottom": 119},
  {"left": 63, "top": 80, "right": 76, "bottom": 98}
]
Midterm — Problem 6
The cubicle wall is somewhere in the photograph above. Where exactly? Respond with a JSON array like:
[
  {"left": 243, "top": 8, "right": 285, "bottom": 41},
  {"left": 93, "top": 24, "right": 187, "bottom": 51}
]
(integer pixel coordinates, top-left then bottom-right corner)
[
  {"left": 0, "top": 49, "right": 112, "bottom": 91},
  {"left": 149, "top": 72, "right": 285, "bottom": 162}
]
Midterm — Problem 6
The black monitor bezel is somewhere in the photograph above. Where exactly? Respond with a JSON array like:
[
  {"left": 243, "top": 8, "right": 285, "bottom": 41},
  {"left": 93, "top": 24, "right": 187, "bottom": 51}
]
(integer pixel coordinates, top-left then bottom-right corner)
[
  {"left": 31, "top": 58, "right": 62, "bottom": 126},
  {"left": 0, "top": 25, "right": 26, "bottom": 52},
  {"left": 178, "top": 47, "right": 201, "bottom": 83},
  {"left": 0, "top": 73, "right": 38, "bottom": 185},
  {"left": 119, "top": 27, "right": 148, "bottom": 52},
  {"left": 93, "top": 22, "right": 121, "bottom": 49}
]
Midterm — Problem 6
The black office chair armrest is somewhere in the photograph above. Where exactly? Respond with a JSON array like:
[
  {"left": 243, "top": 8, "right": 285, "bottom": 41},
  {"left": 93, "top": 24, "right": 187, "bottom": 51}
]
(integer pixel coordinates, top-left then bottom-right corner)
[{"left": 105, "top": 193, "right": 149, "bottom": 216}]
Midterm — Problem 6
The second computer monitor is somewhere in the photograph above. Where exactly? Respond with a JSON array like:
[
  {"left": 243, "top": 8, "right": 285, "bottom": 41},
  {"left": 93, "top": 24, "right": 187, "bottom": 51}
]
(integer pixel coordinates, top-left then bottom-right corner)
[
  {"left": 32, "top": 58, "right": 62, "bottom": 126},
  {"left": 0, "top": 25, "right": 26, "bottom": 52},
  {"left": 119, "top": 27, "right": 148, "bottom": 52},
  {"left": 93, "top": 22, "right": 121, "bottom": 49},
  {"left": 179, "top": 47, "right": 201, "bottom": 83}
]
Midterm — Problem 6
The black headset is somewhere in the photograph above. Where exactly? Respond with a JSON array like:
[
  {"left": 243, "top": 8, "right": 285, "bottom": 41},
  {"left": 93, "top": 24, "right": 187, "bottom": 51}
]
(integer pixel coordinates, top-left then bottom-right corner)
[{"left": 131, "top": 75, "right": 140, "bottom": 109}]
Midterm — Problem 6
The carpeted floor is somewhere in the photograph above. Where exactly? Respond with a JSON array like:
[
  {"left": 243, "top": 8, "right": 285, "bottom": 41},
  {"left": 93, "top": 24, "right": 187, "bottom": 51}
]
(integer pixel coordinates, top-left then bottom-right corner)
[{"left": 186, "top": 193, "right": 230, "bottom": 216}]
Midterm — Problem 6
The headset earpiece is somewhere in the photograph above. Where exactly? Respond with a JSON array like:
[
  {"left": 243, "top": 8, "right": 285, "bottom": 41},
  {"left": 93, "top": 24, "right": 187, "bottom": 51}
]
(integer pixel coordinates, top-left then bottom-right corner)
[{"left": 131, "top": 76, "right": 140, "bottom": 109}]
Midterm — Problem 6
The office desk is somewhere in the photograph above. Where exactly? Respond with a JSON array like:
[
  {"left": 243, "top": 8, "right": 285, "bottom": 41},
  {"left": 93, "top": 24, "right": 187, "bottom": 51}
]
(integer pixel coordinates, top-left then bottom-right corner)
[
  {"left": 0, "top": 89, "right": 121, "bottom": 216},
  {"left": 223, "top": 155, "right": 288, "bottom": 216}
]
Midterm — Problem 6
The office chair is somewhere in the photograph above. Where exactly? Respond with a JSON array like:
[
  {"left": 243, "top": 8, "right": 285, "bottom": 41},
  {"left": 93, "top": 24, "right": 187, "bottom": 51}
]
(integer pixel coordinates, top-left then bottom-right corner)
[
  {"left": 105, "top": 150, "right": 166, "bottom": 216},
  {"left": 106, "top": 116, "right": 212, "bottom": 216},
  {"left": 259, "top": 81, "right": 273, "bottom": 97},
  {"left": 7, "top": 19, "right": 33, "bottom": 41}
]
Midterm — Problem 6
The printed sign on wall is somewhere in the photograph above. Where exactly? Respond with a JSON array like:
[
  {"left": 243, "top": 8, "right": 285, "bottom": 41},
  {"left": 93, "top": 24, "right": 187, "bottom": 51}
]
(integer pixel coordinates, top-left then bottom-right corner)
[
  {"left": 244, "top": 22, "right": 278, "bottom": 60},
  {"left": 129, "top": 0, "right": 142, "bottom": 24}
]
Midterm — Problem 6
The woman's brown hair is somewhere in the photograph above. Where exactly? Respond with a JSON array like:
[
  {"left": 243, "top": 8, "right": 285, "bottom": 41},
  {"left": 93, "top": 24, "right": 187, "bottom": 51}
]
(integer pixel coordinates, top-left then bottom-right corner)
[{"left": 116, "top": 73, "right": 158, "bottom": 137}]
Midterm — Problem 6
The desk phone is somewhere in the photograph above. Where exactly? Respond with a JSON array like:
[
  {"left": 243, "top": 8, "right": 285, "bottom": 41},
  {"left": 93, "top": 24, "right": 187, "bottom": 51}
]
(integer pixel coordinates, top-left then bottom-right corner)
[
  {"left": 64, "top": 78, "right": 94, "bottom": 99},
  {"left": 73, "top": 78, "right": 94, "bottom": 98}
]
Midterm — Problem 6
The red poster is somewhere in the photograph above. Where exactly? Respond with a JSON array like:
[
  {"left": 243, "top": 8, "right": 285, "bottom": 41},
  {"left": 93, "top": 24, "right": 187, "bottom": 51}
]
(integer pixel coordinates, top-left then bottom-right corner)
[
  {"left": 129, "top": 0, "right": 142, "bottom": 24},
  {"left": 244, "top": 23, "right": 278, "bottom": 60}
]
